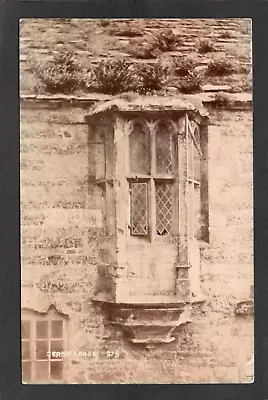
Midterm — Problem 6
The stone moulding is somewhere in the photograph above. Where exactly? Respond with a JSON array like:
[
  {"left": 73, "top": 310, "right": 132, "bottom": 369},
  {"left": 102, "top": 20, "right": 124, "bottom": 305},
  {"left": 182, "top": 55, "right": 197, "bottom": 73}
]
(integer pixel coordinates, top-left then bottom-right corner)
[
  {"left": 92, "top": 298, "right": 192, "bottom": 348},
  {"left": 20, "top": 92, "right": 252, "bottom": 112}
]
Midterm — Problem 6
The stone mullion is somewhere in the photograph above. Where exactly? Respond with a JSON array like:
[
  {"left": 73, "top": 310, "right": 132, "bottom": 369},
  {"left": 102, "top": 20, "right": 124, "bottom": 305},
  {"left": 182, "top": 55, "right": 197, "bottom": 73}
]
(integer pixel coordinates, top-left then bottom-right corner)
[{"left": 148, "top": 120, "right": 157, "bottom": 242}]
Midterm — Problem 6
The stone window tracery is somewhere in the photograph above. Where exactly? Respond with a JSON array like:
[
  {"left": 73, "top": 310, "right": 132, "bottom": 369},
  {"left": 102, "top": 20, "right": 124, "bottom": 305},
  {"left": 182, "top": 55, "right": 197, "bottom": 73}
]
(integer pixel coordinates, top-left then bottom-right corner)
[{"left": 127, "top": 119, "right": 178, "bottom": 239}]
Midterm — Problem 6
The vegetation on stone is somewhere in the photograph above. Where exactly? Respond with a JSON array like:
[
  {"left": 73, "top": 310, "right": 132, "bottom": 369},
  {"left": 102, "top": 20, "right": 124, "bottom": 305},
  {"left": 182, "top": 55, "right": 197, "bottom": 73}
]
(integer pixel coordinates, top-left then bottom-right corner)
[
  {"left": 20, "top": 19, "right": 252, "bottom": 95},
  {"left": 150, "top": 29, "right": 181, "bottom": 52},
  {"left": 108, "top": 24, "right": 143, "bottom": 38},
  {"left": 127, "top": 29, "right": 181, "bottom": 59},
  {"left": 85, "top": 59, "right": 135, "bottom": 95},
  {"left": 213, "top": 92, "right": 235, "bottom": 108},
  {"left": 178, "top": 70, "right": 203, "bottom": 94},
  {"left": 198, "top": 39, "right": 216, "bottom": 54},
  {"left": 219, "top": 31, "right": 233, "bottom": 39},
  {"left": 173, "top": 57, "right": 197, "bottom": 77},
  {"left": 207, "top": 59, "right": 236, "bottom": 76},
  {"left": 29, "top": 53, "right": 82, "bottom": 94},
  {"left": 135, "top": 63, "right": 167, "bottom": 94}
]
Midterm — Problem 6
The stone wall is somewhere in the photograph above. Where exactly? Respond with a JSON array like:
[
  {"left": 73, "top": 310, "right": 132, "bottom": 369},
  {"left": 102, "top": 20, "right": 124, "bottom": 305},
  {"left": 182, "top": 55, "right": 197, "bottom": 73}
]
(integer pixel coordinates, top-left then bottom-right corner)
[
  {"left": 20, "top": 97, "right": 253, "bottom": 383},
  {"left": 191, "top": 107, "right": 254, "bottom": 383}
]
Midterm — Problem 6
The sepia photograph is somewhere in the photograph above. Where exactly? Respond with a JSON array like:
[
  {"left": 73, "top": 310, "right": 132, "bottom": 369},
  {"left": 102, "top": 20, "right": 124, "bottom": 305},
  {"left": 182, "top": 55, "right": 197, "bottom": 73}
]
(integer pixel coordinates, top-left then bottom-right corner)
[{"left": 20, "top": 18, "right": 253, "bottom": 384}]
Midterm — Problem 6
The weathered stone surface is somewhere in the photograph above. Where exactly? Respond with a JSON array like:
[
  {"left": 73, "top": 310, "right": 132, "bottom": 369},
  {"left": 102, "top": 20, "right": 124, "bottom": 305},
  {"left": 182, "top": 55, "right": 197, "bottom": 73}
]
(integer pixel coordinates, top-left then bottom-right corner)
[
  {"left": 202, "top": 84, "right": 232, "bottom": 92},
  {"left": 20, "top": 98, "right": 253, "bottom": 383}
]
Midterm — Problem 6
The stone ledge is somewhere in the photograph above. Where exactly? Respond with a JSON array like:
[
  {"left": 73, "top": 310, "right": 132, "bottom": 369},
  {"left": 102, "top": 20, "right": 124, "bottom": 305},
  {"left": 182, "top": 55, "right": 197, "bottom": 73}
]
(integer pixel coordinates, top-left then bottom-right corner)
[{"left": 20, "top": 92, "right": 252, "bottom": 112}]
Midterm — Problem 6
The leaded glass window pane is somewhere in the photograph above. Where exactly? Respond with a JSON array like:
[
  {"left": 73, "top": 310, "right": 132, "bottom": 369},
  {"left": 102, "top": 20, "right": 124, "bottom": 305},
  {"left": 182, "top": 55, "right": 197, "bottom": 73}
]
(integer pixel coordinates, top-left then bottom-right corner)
[
  {"left": 35, "top": 361, "right": 49, "bottom": 381},
  {"left": 36, "top": 321, "right": 48, "bottom": 339},
  {"left": 129, "top": 120, "right": 150, "bottom": 174},
  {"left": 50, "top": 361, "right": 63, "bottom": 380},
  {"left": 130, "top": 182, "right": 148, "bottom": 235},
  {"left": 22, "top": 341, "right": 31, "bottom": 360},
  {"left": 156, "top": 121, "right": 173, "bottom": 174},
  {"left": 51, "top": 321, "right": 63, "bottom": 339},
  {"left": 22, "top": 320, "right": 31, "bottom": 339},
  {"left": 36, "top": 340, "right": 49, "bottom": 360},
  {"left": 156, "top": 183, "right": 173, "bottom": 235},
  {"left": 22, "top": 361, "right": 32, "bottom": 382},
  {"left": 51, "top": 340, "right": 64, "bottom": 356}
]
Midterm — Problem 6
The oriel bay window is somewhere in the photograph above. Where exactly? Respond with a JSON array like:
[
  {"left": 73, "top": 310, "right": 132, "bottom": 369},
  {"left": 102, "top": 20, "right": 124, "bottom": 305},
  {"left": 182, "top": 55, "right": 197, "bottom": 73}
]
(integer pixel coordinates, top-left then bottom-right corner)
[{"left": 86, "top": 98, "right": 209, "bottom": 306}]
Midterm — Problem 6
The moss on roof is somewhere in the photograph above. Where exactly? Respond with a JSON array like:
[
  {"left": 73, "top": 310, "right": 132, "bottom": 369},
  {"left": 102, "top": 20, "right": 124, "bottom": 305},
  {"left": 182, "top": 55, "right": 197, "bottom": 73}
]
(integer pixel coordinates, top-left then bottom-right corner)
[
  {"left": 86, "top": 94, "right": 209, "bottom": 119},
  {"left": 20, "top": 19, "right": 252, "bottom": 96}
]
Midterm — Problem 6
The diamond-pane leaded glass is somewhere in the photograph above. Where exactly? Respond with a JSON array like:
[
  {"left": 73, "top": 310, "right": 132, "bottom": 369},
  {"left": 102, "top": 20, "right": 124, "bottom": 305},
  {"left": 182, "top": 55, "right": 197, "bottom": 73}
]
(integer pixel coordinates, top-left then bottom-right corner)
[
  {"left": 156, "top": 183, "right": 172, "bottom": 235},
  {"left": 129, "top": 120, "right": 150, "bottom": 174},
  {"left": 156, "top": 122, "right": 173, "bottom": 174},
  {"left": 130, "top": 182, "right": 148, "bottom": 235}
]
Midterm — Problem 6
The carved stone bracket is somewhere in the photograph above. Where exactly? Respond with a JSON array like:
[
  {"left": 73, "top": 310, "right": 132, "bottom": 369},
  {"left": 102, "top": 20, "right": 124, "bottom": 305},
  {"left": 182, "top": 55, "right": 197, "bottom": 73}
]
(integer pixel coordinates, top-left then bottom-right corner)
[{"left": 92, "top": 298, "right": 192, "bottom": 348}]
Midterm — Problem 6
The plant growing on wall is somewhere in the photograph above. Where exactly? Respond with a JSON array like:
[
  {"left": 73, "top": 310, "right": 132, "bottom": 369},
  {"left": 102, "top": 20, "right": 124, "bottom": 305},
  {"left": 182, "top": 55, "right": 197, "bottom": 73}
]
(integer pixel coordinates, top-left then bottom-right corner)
[
  {"left": 178, "top": 70, "right": 203, "bottom": 94},
  {"left": 30, "top": 53, "right": 81, "bottom": 94},
  {"left": 151, "top": 28, "right": 180, "bottom": 52},
  {"left": 86, "top": 59, "right": 137, "bottom": 95},
  {"left": 108, "top": 23, "right": 143, "bottom": 37},
  {"left": 135, "top": 62, "right": 167, "bottom": 94},
  {"left": 127, "top": 29, "right": 180, "bottom": 59},
  {"left": 219, "top": 30, "right": 233, "bottom": 39},
  {"left": 173, "top": 57, "right": 197, "bottom": 77},
  {"left": 198, "top": 39, "right": 216, "bottom": 54},
  {"left": 213, "top": 92, "right": 235, "bottom": 108},
  {"left": 207, "top": 58, "right": 236, "bottom": 76},
  {"left": 127, "top": 39, "right": 157, "bottom": 59}
]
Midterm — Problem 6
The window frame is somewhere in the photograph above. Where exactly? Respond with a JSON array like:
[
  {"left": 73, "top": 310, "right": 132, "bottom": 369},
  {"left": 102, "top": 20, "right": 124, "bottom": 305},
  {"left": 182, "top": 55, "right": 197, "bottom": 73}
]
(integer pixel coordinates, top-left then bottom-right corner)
[
  {"left": 21, "top": 308, "right": 68, "bottom": 384},
  {"left": 126, "top": 118, "right": 179, "bottom": 241}
]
